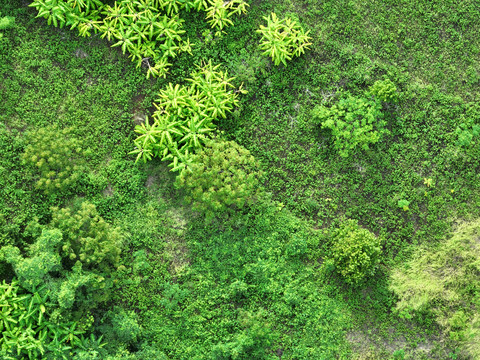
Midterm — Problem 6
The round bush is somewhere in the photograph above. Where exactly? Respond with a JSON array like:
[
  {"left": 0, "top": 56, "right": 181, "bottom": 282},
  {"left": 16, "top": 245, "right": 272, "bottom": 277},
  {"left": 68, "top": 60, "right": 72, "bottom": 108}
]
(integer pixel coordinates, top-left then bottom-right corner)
[{"left": 330, "top": 219, "right": 382, "bottom": 285}]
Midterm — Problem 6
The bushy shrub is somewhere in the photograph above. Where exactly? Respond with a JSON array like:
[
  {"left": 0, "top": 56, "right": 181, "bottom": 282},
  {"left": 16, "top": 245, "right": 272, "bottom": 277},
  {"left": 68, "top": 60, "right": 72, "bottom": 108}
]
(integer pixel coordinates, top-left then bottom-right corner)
[
  {"left": 50, "top": 201, "right": 122, "bottom": 270},
  {"left": 257, "top": 12, "right": 311, "bottom": 66},
  {"left": 211, "top": 309, "right": 276, "bottom": 360},
  {"left": 454, "top": 102, "right": 480, "bottom": 148},
  {"left": 330, "top": 219, "right": 382, "bottom": 285},
  {"left": 313, "top": 95, "right": 387, "bottom": 157},
  {"left": 21, "top": 126, "right": 85, "bottom": 194},
  {"left": 368, "top": 78, "right": 398, "bottom": 104},
  {"left": 390, "top": 219, "right": 480, "bottom": 358},
  {"left": 175, "top": 138, "right": 263, "bottom": 219},
  {"left": 1, "top": 229, "right": 110, "bottom": 311}
]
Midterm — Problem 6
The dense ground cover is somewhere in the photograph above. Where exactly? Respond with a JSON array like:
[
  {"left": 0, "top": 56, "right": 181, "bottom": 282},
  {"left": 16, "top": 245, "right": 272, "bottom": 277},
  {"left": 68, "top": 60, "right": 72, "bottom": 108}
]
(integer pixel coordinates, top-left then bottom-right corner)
[{"left": 1, "top": 0, "right": 480, "bottom": 358}]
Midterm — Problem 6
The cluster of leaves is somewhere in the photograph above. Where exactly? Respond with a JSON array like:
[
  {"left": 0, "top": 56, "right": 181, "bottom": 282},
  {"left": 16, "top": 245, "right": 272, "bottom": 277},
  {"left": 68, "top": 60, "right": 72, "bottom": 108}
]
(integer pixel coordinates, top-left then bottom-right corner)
[
  {"left": 0, "top": 279, "right": 102, "bottom": 360},
  {"left": 390, "top": 219, "right": 480, "bottom": 358},
  {"left": 312, "top": 93, "right": 388, "bottom": 158},
  {"left": 367, "top": 78, "right": 399, "bottom": 104},
  {"left": 29, "top": 0, "right": 249, "bottom": 78},
  {"left": 50, "top": 201, "right": 122, "bottom": 271},
  {"left": 131, "top": 61, "right": 246, "bottom": 171},
  {"left": 175, "top": 138, "right": 263, "bottom": 219},
  {"left": 329, "top": 219, "right": 382, "bottom": 285},
  {"left": 21, "top": 126, "right": 85, "bottom": 194},
  {"left": 2, "top": 227, "right": 112, "bottom": 312},
  {"left": 256, "top": 12, "right": 311, "bottom": 66}
]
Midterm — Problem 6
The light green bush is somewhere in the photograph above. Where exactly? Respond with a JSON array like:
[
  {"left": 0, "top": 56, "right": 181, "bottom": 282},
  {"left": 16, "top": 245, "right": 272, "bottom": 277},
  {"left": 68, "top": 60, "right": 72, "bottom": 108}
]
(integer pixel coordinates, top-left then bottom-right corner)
[
  {"left": 330, "top": 219, "right": 382, "bottom": 285},
  {"left": 368, "top": 79, "right": 398, "bottom": 103},
  {"left": 175, "top": 138, "right": 263, "bottom": 219},
  {"left": 257, "top": 12, "right": 311, "bottom": 66},
  {"left": 21, "top": 126, "right": 85, "bottom": 194},
  {"left": 50, "top": 202, "right": 122, "bottom": 270}
]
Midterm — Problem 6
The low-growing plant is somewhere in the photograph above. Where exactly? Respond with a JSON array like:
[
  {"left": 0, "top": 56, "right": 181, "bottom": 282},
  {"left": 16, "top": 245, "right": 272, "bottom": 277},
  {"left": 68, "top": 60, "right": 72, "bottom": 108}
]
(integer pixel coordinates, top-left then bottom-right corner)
[
  {"left": 21, "top": 126, "right": 85, "bottom": 194},
  {"left": 29, "top": 0, "right": 250, "bottom": 78},
  {"left": 329, "top": 219, "right": 382, "bottom": 285},
  {"left": 313, "top": 95, "right": 388, "bottom": 157},
  {"left": 175, "top": 138, "right": 263, "bottom": 220},
  {"left": 257, "top": 12, "right": 311, "bottom": 66},
  {"left": 390, "top": 219, "right": 480, "bottom": 358}
]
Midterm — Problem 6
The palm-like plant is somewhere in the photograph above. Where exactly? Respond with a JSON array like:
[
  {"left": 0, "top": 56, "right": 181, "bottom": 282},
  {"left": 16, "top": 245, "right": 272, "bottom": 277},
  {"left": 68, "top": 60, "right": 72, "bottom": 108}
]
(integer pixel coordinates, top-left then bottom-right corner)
[{"left": 257, "top": 12, "right": 312, "bottom": 66}]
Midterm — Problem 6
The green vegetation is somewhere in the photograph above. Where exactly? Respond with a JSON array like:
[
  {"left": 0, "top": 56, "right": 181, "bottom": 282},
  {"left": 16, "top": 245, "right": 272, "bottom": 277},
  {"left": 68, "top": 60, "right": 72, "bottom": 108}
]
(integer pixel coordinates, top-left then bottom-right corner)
[
  {"left": 176, "top": 138, "right": 263, "bottom": 219},
  {"left": 256, "top": 12, "right": 311, "bottom": 66},
  {"left": 390, "top": 219, "right": 480, "bottom": 358},
  {"left": 1, "top": 0, "right": 480, "bottom": 358},
  {"left": 329, "top": 219, "right": 382, "bottom": 285},
  {"left": 21, "top": 126, "right": 85, "bottom": 194}
]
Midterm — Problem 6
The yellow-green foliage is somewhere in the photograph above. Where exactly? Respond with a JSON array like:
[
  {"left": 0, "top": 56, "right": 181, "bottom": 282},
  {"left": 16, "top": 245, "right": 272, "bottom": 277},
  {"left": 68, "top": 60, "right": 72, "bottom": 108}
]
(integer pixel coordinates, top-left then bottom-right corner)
[
  {"left": 257, "top": 12, "right": 311, "bottom": 66},
  {"left": 175, "top": 139, "right": 263, "bottom": 219},
  {"left": 21, "top": 126, "right": 85, "bottom": 194},
  {"left": 367, "top": 78, "right": 398, "bottom": 104},
  {"left": 50, "top": 202, "right": 122, "bottom": 270},
  {"left": 330, "top": 219, "right": 382, "bottom": 285},
  {"left": 390, "top": 219, "right": 480, "bottom": 358},
  {"left": 131, "top": 61, "right": 246, "bottom": 170}
]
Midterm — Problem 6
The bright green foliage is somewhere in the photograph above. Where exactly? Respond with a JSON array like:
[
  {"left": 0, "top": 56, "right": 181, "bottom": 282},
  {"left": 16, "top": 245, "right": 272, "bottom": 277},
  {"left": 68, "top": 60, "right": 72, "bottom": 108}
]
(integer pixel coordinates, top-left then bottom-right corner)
[
  {"left": 330, "top": 219, "right": 382, "bottom": 285},
  {"left": 0, "top": 12, "right": 15, "bottom": 38},
  {"left": 0, "top": 279, "right": 89, "bottom": 359},
  {"left": 50, "top": 202, "right": 122, "bottom": 270},
  {"left": 131, "top": 61, "right": 246, "bottom": 170},
  {"left": 397, "top": 199, "right": 410, "bottom": 211},
  {"left": 368, "top": 79, "right": 398, "bottom": 104},
  {"left": 175, "top": 139, "right": 263, "bottom": 219},
  {"left": 21, "top": 126, "right": 85, "bottom": 194},
  {"left": 1, "top": 229, "right": 110, "bottom": 311},
  {"left": 313, "top": 95, "right": 387, "bottom": 157},
  {"left": 390, "top": 219, "right": 480, "bottom": 358},
  {"left": 29, "top": 0, "right": 249, "bottom": 78},
  {"left": 257, "top": 12, "right": 311, "bottom": 66},
  {"left": 1, "top": 229, "right": 63, "bottom": 289}
]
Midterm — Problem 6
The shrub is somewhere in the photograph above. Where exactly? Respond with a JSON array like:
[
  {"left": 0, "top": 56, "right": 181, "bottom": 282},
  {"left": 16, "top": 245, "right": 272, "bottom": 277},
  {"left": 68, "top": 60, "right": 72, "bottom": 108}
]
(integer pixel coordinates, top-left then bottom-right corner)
[
  {"left": 390, "top": 219, "right": 480, "bottom": 358},
  {"left": 330, "top": 219, "right": 382, "bottom": 285},
  {"left": 257, "top": 12, "right": 311, "bottom": 66},
  {"left": 50, "top": 201, "right": 122, "bottom": 270},
  {"left": 368, "top": 78, "right": 399, "bottom": 104},
  {"left": 175, "top": 138, "right": 263, "bottom": 219},
  {"left": 21, "top": 126, "right": 85, "bottom": 194},
  {"left": 130, "top": 61, "right": 246, "bottom": 169},
  {"left": 313, "top": 95, "right": 387, "bottom": 157}
]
